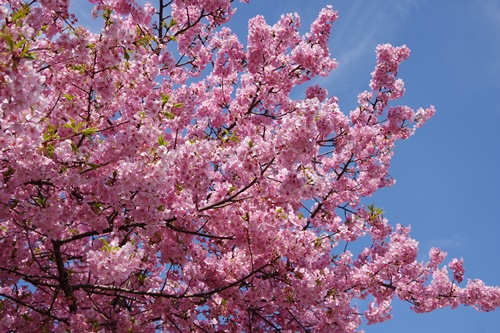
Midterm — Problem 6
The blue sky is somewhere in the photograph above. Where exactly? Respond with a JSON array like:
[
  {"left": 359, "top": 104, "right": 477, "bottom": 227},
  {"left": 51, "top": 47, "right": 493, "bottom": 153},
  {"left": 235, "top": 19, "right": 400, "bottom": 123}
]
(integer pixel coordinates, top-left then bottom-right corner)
[{"left": 70, "top": 0, "right": 500, "bottom": 331}]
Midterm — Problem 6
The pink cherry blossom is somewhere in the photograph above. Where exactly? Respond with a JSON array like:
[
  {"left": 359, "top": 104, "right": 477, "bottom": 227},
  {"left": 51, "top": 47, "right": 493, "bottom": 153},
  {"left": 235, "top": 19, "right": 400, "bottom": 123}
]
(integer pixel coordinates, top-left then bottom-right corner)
[{"left": 0, "top": 1, "right": 498, "bottom": 332}]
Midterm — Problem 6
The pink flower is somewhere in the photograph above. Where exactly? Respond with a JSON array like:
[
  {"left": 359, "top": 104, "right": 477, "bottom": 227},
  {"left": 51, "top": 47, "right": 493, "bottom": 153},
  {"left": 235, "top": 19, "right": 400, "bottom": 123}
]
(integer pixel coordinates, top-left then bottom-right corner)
[
  {"left": 306, "top": 84, "right": 328, "bottom": 102},
  {"left": 449, "top": 258, "right": 465, "bottom": 283}
]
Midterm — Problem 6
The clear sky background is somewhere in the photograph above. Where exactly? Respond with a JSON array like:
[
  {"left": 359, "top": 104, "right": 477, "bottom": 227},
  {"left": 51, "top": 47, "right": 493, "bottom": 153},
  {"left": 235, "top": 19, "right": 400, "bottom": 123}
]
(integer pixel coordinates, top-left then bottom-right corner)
[{"left": 71, "top": 0, "right": 500, "bottom": 331}]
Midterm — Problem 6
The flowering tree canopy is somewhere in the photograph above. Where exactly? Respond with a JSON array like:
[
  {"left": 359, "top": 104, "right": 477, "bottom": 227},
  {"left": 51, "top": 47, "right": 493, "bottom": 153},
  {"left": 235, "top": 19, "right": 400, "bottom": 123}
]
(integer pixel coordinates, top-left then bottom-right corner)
[{"left": 1, "top": 0, "right": 499, "bottom": 332}]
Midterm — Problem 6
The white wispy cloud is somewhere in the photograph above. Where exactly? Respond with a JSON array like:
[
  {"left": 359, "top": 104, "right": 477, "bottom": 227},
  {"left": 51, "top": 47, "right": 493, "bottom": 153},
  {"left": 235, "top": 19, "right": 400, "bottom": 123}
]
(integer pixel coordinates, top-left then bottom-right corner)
[
  {"left": 483, "top": 0, "right": 500, "bottom": 23},
  {"left": 324, "top": 0, "right": 427, "bottom": 90},
  {"left": 424, "top": 233, "right": 465, "bottom": 250}
]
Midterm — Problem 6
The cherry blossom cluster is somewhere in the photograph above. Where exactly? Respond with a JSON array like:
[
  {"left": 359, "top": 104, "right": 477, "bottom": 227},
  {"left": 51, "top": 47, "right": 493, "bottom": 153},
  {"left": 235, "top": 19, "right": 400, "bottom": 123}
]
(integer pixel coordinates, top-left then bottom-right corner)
[{"left": 0, "top": 0, "right": 498, "bottom": 332}]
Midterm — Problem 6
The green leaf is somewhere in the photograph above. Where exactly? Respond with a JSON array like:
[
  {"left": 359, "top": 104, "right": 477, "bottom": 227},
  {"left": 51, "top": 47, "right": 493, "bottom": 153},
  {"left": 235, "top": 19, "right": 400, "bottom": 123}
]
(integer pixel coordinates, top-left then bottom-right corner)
[
  {"left": 163, "top": 111, "right": 174, "bottom": 119},
  {"left": 63, "top": 94, "right": 74, "bottom": 101},
  {"left": 72, "top": 64, "right": 85, "bottom": 72},
  {"left": 137, "top": 272, "right": 147, "bottom": 284},
  {"left": 81, "top": 127, "right": 96, "bottom": 136},
  {"left": 314, "top": 238, "right": 322, "bottom": 248},
  {"left": 43, "top": 124, "right": 59, "bottom": 141},
  {"left": 161, "top": 93, "right": 170, "bottom": 106},
  {"left": 158, "top": 135, "right": 168, "bottom": 146},
  {"left": 46, "top": 144, "right": 55, "bottom": 157},
  {"left": 63, "top": 120, "right": 74, "bottom": 130},
  {"left": 11, "top": 4, "right": 30, "bottom": 22},
  {"left": 86, "top": 163, "right": 99, "bottom": 170},
  {"left": 102, "top": 7, "right": 112, "bottom": 21},
  {"left": 1, "top": 31, "right": 15, "bottom": 50},
  {"left": 368, "top": 204, "right": 384, "bottom": 222},
  {"left": 15, "top": 40, "right": 25, "bottom": 49},
  {"left": 36, "top": 196, "right": 48, "bottom": 208},
  {"left": 22, "top": 52, "right": 35, "bottom": 60},
  {"left": 100, "top": 238, "right": 120, "bottom": 252}
]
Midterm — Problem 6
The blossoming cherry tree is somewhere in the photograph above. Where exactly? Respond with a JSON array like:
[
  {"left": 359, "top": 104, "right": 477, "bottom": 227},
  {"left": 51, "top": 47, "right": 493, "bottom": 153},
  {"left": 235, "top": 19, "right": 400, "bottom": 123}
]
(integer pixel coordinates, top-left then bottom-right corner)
[{"left": 0, "top": 0, "right": 499, "bottom": 332}]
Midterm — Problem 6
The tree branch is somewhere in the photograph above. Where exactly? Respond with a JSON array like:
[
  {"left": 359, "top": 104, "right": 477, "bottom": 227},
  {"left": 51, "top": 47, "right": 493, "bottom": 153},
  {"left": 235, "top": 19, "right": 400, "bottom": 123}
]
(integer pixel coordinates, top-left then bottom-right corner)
[{"left": 51, "top": 240, "right": 77, "bottom": 313}]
